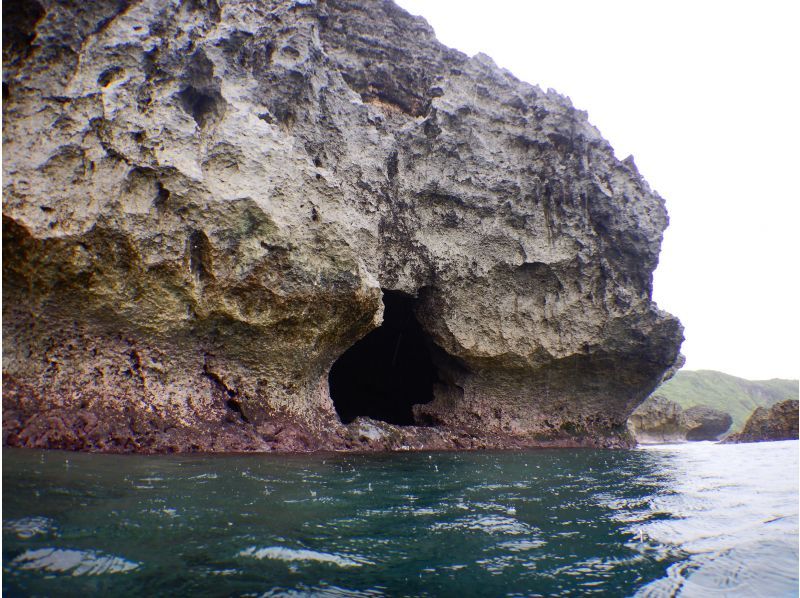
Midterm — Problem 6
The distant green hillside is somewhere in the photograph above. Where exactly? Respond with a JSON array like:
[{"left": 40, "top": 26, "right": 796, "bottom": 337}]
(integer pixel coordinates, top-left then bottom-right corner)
[{"left": 652, "top": 370, "right": 798, "bottom": 430}]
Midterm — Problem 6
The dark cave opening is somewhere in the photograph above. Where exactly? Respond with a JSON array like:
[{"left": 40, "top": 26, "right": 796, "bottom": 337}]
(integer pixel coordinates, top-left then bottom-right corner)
[{"left": 329, "top": 290, "right": 437, "bottom": 426}]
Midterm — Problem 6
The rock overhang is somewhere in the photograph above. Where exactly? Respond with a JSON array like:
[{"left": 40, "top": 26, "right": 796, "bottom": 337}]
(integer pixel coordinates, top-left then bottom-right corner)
[{"left": 2, "top": 0, "right": 683, "bottom": 452}]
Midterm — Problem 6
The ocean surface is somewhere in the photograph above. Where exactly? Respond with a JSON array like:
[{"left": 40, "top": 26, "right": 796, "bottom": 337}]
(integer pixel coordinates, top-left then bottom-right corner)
[{"left": 3, "top": 441, "right": 798, "bottom": 597}]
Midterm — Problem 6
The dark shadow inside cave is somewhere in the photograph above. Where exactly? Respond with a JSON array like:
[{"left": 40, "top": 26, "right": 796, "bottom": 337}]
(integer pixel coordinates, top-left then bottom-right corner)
[{"left": 329, "top": 290, "right": 437, "bottom": 425}]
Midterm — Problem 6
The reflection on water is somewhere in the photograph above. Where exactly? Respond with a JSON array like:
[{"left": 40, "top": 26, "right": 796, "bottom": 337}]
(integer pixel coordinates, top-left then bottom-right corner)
[
  {"left": 634, "top": 442, "right": 799, "bottom": 597},
  {"left": 2, "top": 442, "right": 797, "bottom": 596}
]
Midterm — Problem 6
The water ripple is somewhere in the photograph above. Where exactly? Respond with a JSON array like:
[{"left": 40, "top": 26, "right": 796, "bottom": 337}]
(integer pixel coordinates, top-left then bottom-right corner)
[{"left": 3, "top": 442, "right": 796, "bottom": 595}]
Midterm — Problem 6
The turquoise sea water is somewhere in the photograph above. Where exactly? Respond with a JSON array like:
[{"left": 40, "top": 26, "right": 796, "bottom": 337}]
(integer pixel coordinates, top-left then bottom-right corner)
[{"left": 3, "top": 441, "right": 798, "bottom": 596}]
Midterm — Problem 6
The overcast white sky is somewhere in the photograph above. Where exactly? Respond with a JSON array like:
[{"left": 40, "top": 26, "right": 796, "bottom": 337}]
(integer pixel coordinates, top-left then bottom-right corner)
[{"left": 397, "top": 0, "right": 799, "bottom": 380}]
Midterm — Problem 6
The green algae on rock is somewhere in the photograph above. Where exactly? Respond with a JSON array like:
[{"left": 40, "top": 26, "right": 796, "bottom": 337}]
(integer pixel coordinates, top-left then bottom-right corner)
[{"left": 3, "top": 0, "right": 682, "bottom": 452}]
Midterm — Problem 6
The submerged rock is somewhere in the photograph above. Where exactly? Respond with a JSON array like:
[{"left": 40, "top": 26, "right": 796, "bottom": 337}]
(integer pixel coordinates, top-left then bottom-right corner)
[
  {"left": 725, "top": 400, "right": 799, "bottom": 443},
  {"left": 628, "top": 396, "right": 732, "bottom": 443},
  {"left": 2, "top": 0, "right": 682, "bottom": 452}
]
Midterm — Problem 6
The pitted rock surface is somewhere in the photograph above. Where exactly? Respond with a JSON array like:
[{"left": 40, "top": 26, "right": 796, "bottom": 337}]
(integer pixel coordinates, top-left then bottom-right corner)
[{"left": 3, "top": 0, "right": 683, "bottom": 452}]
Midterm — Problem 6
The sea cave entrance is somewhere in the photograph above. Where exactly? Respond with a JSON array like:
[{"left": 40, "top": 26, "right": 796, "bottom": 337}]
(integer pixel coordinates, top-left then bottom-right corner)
[{"left": 329, "top": 290, "right": 437, "bottom": 425}]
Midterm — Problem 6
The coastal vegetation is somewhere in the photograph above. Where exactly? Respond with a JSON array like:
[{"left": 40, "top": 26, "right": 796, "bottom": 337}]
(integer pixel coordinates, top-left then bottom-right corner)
[{"left": 652, "top": 370, "right": 798, "bottom": 430}]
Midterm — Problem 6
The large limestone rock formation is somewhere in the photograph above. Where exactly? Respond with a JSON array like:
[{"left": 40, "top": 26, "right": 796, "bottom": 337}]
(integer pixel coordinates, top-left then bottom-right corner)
[
  {"left": 725, "top": 400, "right": 799, "bottom": 443},
  {"left": 628, "top": 396, "right": 732, "bottom": 443},
  {"left": 2, "top": 0, "right": 683, "bottom": 452}
]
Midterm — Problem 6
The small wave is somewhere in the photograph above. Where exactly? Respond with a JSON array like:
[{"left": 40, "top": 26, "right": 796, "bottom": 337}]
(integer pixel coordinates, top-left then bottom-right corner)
[
  {"left": 471, "top": 501, "right": 522, "bottom": 514},
  {"left": 260, "top": 584, "right": 386, "bottom": 597},
  {"left": 411, "top": 507, "right": 440, "bottom": 516},
  {"left": 4, "top": 516, "right": 56, "bottom": 539},
  {"left": 209, "top": 568, "right": 238, "bottom": 576},
  {"left": 432, "top": 515, "right": 534, "bottom": 536},
  {"left": 468, "top": 515, "right": 531, "bottom": 535},
  {"left": 239, "top": 470, "right": 274, "bottom": 482},
  {"left": 146, "top": 507, "right": 178, "bottom": 518},
  {"left": 237, "top": 546, "right": 372, "bottom": 568},
  {"left": 496, "top": 539, "right": 546, "bottom": 552},
  {"left": 476, "top": 555, "right": 518, "bottom": 574},
  {"left": 10, "top": 548, "right": 139, "bottom": 576}
]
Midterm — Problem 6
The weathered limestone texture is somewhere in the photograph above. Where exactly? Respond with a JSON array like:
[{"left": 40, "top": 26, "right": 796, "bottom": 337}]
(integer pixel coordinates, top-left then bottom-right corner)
[
  {"left": 724, "top": 400, "right": 799, "bottom": 443},
  {"left": 3, "top": 0, "right": 683, "bottom": 452},
  {"left": 628, "top": 396, "right": 732, "bottom": 443}
]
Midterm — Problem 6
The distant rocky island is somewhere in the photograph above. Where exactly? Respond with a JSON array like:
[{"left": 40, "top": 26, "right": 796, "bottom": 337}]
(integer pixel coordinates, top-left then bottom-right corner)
[
  {"left": 629, "top": 370, "right": 798, "bottom": 443},
  {"left": 2, "top": 0, "right": 685, "bottom": 453},
  {"left": 724, "top": 400, "right": 799, "bottom": 444}
]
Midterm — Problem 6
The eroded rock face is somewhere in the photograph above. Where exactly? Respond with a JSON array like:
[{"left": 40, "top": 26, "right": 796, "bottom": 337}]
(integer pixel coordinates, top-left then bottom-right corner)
[
  {"left": 682, "top": 406, "right": 733, "bottom": 441},
  {"left": 725, "top": 400, "right": 799, "bottom": 443},
  {"left": 628, "top": 396, "right": 683, "bottom": 443},
  {"left": 628, "top": 396, "right": 732, "bottom": 443},
  {"left": 2, "top": 0, "right": 683, "bottom": 452}
]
